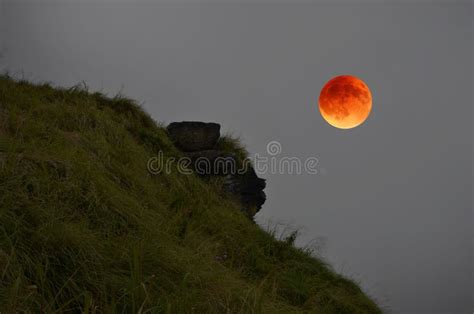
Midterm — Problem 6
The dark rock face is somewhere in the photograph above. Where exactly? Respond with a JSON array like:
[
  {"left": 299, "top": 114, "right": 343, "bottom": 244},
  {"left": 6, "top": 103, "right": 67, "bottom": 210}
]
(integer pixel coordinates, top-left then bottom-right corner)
[
  {"left": 167, "top": 121, "right": 266, "bottom": 218},
  {"left": 185, "top": 150, "right": 237, "bottom": 176},
  {"left": 167, "top": 121, "right": 220, "bottom": 152},
  {"left": 223, "top": 167, "right": 266, "bottom": 217}
]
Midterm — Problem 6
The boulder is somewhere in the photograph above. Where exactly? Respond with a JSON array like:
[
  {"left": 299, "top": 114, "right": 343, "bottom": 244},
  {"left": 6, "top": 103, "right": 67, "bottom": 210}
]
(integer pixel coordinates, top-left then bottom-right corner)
[{"left": 167, "top": 122, "right": 220, "bottom": 152}]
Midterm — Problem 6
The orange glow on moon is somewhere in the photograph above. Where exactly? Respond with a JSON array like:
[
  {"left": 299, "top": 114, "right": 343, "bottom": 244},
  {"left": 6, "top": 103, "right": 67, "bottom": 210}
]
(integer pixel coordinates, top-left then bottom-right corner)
[{"left": 319, "top": 75, "right": 372, "bottom": 129}]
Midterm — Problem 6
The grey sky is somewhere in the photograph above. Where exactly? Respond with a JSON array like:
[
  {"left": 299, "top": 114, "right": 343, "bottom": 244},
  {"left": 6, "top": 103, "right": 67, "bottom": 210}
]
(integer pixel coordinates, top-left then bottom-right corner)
[{"left": 1, "top": 1, "right": 472, "bottom": 312}]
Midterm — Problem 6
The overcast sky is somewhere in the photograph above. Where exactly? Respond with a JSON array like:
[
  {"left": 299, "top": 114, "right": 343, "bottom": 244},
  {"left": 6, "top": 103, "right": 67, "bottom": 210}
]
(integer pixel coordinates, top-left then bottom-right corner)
[{"left": 1, "top": 1, "right": 472, "bottom": 312}]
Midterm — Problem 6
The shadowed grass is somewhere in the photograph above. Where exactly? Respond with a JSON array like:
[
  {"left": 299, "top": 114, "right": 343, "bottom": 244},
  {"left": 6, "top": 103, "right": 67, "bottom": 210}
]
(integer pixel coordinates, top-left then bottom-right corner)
[{"left": 0, "top": 76, "right": 381, "bottom": 313}]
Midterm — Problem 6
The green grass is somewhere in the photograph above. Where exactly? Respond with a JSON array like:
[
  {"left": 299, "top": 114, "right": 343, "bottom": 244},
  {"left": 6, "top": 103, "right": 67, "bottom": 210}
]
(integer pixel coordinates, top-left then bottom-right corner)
[{"left": 0, "top": 76, "right": 381, "bottom": 313}]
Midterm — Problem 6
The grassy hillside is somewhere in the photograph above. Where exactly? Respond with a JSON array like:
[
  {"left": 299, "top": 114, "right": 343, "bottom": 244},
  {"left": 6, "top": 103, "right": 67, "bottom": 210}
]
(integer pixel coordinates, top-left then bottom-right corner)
[{"left": 0, "top": 76, "right": 381, "bottom": 313}]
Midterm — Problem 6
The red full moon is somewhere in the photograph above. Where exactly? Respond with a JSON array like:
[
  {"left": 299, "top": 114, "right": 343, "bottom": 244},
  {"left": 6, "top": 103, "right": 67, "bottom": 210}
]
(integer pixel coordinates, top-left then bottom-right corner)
[{"left": 319, "top": 75, "right": 372, "bottom": 129}]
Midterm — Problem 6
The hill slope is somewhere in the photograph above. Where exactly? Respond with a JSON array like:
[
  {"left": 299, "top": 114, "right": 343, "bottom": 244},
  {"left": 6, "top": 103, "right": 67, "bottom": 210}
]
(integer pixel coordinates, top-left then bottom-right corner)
[{"left": 0, "top": 76, "right": 381, "bottom": 313}]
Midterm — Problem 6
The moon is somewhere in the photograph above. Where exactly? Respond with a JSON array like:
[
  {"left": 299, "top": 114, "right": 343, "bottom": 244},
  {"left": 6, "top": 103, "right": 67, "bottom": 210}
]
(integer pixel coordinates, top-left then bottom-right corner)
[{"left": 319, "top": 75, "right": 372, "bottom": 129}]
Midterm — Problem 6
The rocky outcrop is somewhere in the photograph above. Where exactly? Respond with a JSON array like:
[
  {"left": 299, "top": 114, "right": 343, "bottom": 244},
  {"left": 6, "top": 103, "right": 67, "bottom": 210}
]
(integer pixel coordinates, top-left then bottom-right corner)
[
  {"left": 167, "top": 121, "right": 220, "bottom": 152},
  {"left": 166, "top": 121, "right": 266, "bottom": 218},
  {"left": 223, "top": 167, "right": 266, "bottom": 217},
  {"left": 185, "top": 150, "right": 237, "bottom": 176}
]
